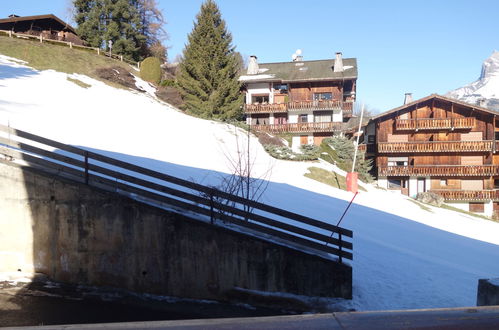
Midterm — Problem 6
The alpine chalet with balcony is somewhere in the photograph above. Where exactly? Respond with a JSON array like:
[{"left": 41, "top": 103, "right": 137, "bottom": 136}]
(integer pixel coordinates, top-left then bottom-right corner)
[
  {"left": 239, "top": 52, "right": 357, "bottom": 150},
  {"left": 364, "top": 93, "right": 499, "bottom": 217}
]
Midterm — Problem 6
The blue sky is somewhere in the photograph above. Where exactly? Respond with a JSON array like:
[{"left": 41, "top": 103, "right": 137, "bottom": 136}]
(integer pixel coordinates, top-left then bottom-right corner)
[{"left": 1, "top": 0, "right": 499, "bottom": 112}]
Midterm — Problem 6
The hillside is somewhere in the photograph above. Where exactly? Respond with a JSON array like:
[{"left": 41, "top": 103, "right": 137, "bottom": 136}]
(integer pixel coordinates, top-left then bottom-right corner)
[{"left": 1, "top": 47, "right": 499, "bottom": 312}]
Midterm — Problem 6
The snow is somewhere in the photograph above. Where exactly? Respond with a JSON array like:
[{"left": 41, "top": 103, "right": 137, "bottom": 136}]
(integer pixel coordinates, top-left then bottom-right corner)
[
  {"left": 238, "top": 74, "right": 275, "bottom": 81},
  {"left": 447, "top": 51, "right": 499, "bottom": 109},
  {"left": 2, "top": 54, "right": 499, "bottom": 312}
]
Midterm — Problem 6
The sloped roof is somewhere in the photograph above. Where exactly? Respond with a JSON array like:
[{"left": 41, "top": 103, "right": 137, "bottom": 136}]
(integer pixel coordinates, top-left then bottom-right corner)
[
  {"left": 372, "top": 94, "right": 499, "bottom": 120},
  {"left": 240, "top": 57, "right": 357, "bottom": 83},
  {"left": 0, "top": 14, "right": 77, "bottom": 34}
]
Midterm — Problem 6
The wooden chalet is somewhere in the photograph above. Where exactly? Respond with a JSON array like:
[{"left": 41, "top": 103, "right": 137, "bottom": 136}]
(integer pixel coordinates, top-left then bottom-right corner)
[
  {"left": 364, "top": 94, "right": 499, "bottom": 217},
  {"left": 0, "top": 14, "right": 84, "bottom": 45},
  {"left": 239, "top": 52, "right": 357, "bottom": 150}
]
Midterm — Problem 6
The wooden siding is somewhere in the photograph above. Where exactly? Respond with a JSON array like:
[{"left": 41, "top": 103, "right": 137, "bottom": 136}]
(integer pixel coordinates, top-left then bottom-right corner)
[{"left": 289, "top": 81, "right": 343, "bottom": 102}]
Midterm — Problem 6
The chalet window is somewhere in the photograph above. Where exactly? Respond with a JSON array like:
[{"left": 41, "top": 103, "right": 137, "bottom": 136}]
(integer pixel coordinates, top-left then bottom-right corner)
[
  {"left": 440, "top": 179, "right": 447, "bottom": 186},
  {"left": 388, "top": 157, "right": 408, "bottom": 167},
  {"left": 469, "top": 202, "right": 485, "bottom": 213},
  {"left": 495, "top": 132, "right": 499, "bottom": 140},
  {"left": 313, "top": 92, "right": 333, "bottom": 101},
  {"left": 368, "top": 135, "right": 375, "bottom": 143},
  {"left": 299, "top": 114, "right": 308, "bottom": 123},
  {"left": 273, "top": 84, "right": 288, "bottom": 93},
  {"left": 251, "top": 95, "right": 269, "bottom": 104},
  {"left": 494, "top": 179, "right": 499, "bottom": 189}
]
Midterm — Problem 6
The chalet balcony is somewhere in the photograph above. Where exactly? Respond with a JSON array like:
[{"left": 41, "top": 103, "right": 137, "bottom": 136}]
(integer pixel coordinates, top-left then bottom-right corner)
[
  {"left": 378, "top": 140, "right": 493, "bottom": 153},
  {"left": 378, "top": 165, "right": 499, "bottom": 177},
  {"left": 430, "top": 189, "right": 499, "bottom": 202},
  {"left": 288, "top": 100, "right": 353, "bottom": 113},
  {"left": 243, "top": 103, "right": 287, "bottom": 114},
  {"left": 252, "top": 122, "right": 345, "bottom": 134},
  {"left": 395, "top": 118, "right": 475, "bottom": 131},
  {"left": 244, "top": 101, "right": 353, "bottom": 114}
]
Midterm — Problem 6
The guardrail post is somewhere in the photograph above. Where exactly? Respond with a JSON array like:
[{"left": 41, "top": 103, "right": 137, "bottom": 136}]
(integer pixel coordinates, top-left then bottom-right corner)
[
  {"left": 97, "top": 48, "right": 100, "bottom": 55},
  {"left": 210, "top": 193, "right": 214, "bottom": 224},
  {"left": 69, "top": 42, "right": 73, "bottom": 49},
  {"left": 8, "top": 30, "right": 12, "bottom": 38},
  {"left": 84, "top": 151, "right": 89, "bottom": 185},
  {"left": 120, "top": 55, "right": 123, "bottom": 61},
  {"left": 338, "top": 233, "right": 343, "bottom": 264},
  {"left": 39, "top": 34, "right": 43, "bottom": 43}
]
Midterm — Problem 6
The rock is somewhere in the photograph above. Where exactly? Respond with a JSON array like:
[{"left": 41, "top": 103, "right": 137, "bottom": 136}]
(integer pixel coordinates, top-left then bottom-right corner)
[{"left": 416, "top": 192, "right": 444, "bottom": 207}]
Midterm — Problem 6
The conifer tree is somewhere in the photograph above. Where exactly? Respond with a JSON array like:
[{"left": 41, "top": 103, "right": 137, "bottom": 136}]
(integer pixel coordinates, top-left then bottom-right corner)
[
  {"left": 73, "top": 0, "right": 164, "bottom": 61},
  {"left": 177, "top": 0, "right": 242, "bottom": 120}
]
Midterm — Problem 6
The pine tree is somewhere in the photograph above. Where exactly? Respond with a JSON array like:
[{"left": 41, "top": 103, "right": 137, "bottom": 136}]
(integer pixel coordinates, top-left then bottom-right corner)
[
  {"left": 177, "top": 0, "right": 243, "bottom": 120},
  {"left": 73, "top": 0, "right": 151, "bottom": 61}
]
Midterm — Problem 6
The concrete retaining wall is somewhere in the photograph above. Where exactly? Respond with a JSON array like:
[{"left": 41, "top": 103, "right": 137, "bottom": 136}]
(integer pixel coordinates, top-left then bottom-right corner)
[
  {"left": 0, "top": 163, "right": 352, "bottom": 301},
  {"left": 477, "top": 278, "right": 499, "bottom": 306}
]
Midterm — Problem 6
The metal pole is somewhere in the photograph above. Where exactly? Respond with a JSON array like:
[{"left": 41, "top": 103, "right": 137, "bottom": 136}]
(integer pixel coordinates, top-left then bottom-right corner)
[{"left": 351, "top": 103, "right": 365, "bottom": 172}]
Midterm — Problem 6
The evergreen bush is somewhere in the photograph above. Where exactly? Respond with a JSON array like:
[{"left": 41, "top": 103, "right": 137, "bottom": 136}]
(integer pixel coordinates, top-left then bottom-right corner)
[
  {"left": 321, "top": 136, "right": 374, "bottom": 182},
  {"left": 264, "top": 144, "right": 321, "bottom": 161},
  {"left": 140, "top": 56, "right": 162, "bottom": 84}
]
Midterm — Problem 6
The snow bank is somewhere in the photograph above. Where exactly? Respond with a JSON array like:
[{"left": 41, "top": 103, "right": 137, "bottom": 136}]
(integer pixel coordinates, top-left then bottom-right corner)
[{"left": 2, "top": 54, "right": 499, "bottom": 311}]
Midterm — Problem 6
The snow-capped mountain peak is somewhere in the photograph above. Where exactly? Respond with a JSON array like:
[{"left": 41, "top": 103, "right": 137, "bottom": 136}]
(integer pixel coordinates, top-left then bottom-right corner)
[{"left": 447, "top": 51, "right": 499, "bottom": 110}]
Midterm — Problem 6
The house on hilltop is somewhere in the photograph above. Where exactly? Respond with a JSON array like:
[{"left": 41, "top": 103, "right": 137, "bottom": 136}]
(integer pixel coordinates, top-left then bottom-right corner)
[
  {"left": 0, "top": 14, "right": 84, "bottom": 45},
  {"left": 239, "top": 52, "right": 357, "bottom": 150},
  {"left": 363, "top": 93, "right": 499, "bottom": 217}
]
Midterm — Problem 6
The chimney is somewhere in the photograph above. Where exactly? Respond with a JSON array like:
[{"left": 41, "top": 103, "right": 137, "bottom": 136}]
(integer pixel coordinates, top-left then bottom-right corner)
[
  {"left": 247, "top": 55, "right": 259, "bottom": 75},
  {"left": 334, "top": 52, "right": 344, "bottom": 72},
  {"left": 404, "top": 93, "right": 413, "bottom": 105},
  {"left": 478, "top": 98, "right": 487, "bottom": 107}
]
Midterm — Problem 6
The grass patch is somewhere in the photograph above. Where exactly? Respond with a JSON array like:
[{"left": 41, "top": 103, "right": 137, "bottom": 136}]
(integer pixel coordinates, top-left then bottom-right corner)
[
  {"left": 67, "top": 77, "right": 91, "bottom": 89},
  {"left": 439, "top": 204, "right": 494, "bottom": 221},
  {"left": 408, "top": 199, "right": 433, "bottom": 213},
  {"left": 0, "top": 36, "right": 133, "bottom": 87},
  {"left": 304, "top": 167, "right": 366, "bottom": 192}
]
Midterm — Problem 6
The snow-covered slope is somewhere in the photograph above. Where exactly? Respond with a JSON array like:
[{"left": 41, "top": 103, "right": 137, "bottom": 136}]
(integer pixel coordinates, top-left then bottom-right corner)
[
  {"left": 447, "top": 51, "right": 499, "bottom": 110},
  {"left": 2, "top": 55, "right": 499, "bottom": 312}
]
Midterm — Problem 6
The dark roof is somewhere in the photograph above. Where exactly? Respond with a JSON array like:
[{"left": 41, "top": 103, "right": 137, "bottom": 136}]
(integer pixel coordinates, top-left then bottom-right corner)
[
  {"left": 0, "top": 14, "right": 77, "bottom": 34},
  {"left": 241, "top": 57, "right": 357, "bottom": 83},
  {"left": 372, "top": 94, "right": 499, "bottom": 120}
]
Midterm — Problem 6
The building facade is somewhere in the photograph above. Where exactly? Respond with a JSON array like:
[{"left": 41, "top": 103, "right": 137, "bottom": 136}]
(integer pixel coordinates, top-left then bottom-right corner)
[
  {"left": 365, "top": 94, "right": 499, "bottom": 217},
  {"left": 239, "top": 52, "right": 357, "bottom": 150},
  {"left": 0, "top": 14, "right": 84, "bottom": 45}
]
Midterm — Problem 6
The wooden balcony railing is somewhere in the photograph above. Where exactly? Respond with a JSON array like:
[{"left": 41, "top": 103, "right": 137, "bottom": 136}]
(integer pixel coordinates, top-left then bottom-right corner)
[
  {"left": 378, "top": 140, "right": 493, "bottom": 153},
  {"left": 395, "top": 118, "right": 475, "bottom": 131},
  {"left": 431, "top": 190, "right": 499, "bottom": 201},
  {"left": 243, "top": 103, "right": 287, "bottom": 114},
  {"left": 244, "top": 101, "right": 353, "bottom": 114},
  {"left": 252, "top": 122, "right": 345, "bottom": 134},
  {"left": 379, "top": 165, "right": 499, "bottom": 177}
]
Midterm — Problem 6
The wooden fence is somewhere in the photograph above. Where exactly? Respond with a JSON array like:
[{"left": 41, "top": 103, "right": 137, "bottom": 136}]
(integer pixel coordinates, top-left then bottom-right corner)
[
  {"left": 0, "top": 30, "right": 139, "bottom": 68},
  {"left": 0, "top": 124, "right": 352, "bottom": 262}
]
